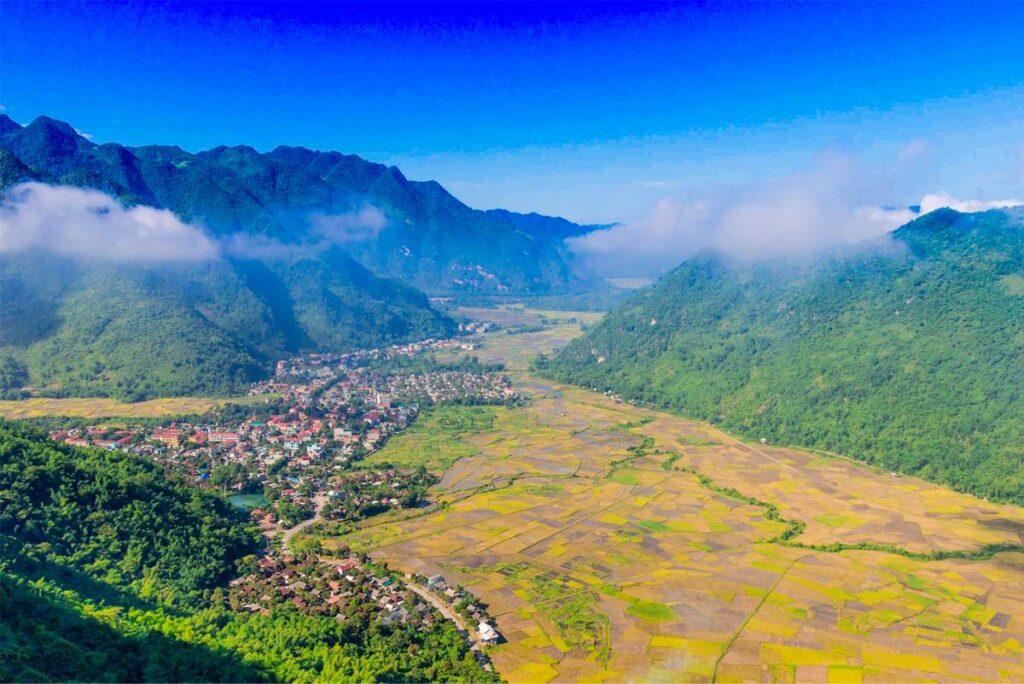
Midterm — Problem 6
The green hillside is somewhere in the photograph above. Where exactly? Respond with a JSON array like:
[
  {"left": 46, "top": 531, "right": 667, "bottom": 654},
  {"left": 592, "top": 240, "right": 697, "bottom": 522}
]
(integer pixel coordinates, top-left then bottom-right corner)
[
  {"left": 0, "top": 248, "right": 453, "bottom": 401},
  {"left": 0, "top": 421, "right": 493, "bottom": 682},
  {"left": 0, "top": 114, "right": 606, "bottom": 399},
  {"left": 543, "top": 208, "right": 1024, "bottom": 503}
]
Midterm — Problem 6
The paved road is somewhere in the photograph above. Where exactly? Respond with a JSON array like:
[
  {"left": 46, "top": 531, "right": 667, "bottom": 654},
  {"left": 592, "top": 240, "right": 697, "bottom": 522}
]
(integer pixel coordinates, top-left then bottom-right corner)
[{"left": 281, "top": 494, "right": 327, "bottom": 555}]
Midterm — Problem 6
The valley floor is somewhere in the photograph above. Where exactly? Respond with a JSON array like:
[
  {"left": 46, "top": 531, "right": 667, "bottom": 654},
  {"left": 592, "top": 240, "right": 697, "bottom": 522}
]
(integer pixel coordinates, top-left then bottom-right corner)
[
  {"left": 330, "top": 378, "right": 1024, "bottom": 682},
  {"left": 314, "top": 307, "right": 1024, "bottom": 682}
]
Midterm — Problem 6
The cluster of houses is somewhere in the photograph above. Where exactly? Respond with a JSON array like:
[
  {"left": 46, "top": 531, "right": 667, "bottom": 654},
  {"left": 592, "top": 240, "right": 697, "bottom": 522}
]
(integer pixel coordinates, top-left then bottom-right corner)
[
  {"left": 52, "top": 424, "right": 138, "bottom": 449},
  {"left": 228, "top": 554, "right": 437, "bottom": 628},
  {"left": 321, "top": 467, "right": 436, "bottom": 522},
  {"left": 457, "top": 319, "right": 498, "bottom": 336},
  {"left": 379, "top": 370, "right": 518, "bottom": 405},
  {"left": 255, "top": 335, "right": 475, "bottom": 389},
  {"left": 50, "top": 341, "right": 516, "bottom": 533},
  {"left": 421, "top": 574, "right": 502, "bottom": 645}
]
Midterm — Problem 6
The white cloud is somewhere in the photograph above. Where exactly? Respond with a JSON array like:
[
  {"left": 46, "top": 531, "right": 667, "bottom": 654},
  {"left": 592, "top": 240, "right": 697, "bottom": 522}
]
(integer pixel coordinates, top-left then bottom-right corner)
[
  {"left": 222, "top": 205, "right": 389, "bottom": 260},
  {"left": 310, "top": 205, "right": 387, "bottom": 243},
  {"left": 0, "top": 182, "right": 219, "bottom": 262},
  {"left": 569, "top": 154, "right": 905, "bottom": 275},
  {"left": 568, "top": 151, "right": 1024, "bottom": 277},
  {"left": 917, "top": 193, "right": 1023, "bottom": 214},
  {"left": 219, "top": 233, "right": 321, "bottom": 261},
  {"left": 0, "top": 184, "right": 393, "bottom": 264}
]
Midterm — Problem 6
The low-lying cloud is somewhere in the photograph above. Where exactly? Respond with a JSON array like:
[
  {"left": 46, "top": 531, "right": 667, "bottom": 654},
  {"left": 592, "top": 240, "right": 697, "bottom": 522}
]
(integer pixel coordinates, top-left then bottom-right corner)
[
  {"left": 0, "top": 183, "right": 391, "bottom": 264},
  {"left": 0, "top": 182, "right": 218, "bottom": 262},
  {"left": 223, "top": 205, "right": 389, "bottom": 260},
  {"left": 569, "top": 154, "right": 1024, "bottom": 277},
  {"left": 310, "top": 205, "right": 387, "bottom": 243},
  {"left": 918, "top": 193, "right": 1023, "bottom": 214}
]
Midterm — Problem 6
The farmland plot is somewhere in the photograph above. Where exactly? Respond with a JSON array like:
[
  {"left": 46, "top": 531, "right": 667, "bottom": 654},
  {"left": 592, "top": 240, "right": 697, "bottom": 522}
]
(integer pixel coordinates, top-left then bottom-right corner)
[{"left": 333, "top": 380, "right": 1024, "bottom": 681}]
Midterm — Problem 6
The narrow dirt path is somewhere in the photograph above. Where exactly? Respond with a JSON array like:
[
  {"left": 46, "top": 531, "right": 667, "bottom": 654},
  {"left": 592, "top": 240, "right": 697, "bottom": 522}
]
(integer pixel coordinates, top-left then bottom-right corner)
[
  {"left": 711, "top": 554, "right": 807, "bottom": 682},
  {"left": 403, "top": 582, "right": 489, "bottom": 651}
]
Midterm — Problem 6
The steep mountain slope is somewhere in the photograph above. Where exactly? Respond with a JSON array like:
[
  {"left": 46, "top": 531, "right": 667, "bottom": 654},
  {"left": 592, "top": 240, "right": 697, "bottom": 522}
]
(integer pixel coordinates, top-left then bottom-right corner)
[
  {"left": 0, "top": 115, "right": 600, "bottom": 294},
  {"left": 0, "top": 247, "right": 452, "bottom": 400},
  {"left": 0, "top": 117, "right": 499, "bottom": 399},
  {"left": 544, "top": 207, "right": 1024, "bottom": 502}
]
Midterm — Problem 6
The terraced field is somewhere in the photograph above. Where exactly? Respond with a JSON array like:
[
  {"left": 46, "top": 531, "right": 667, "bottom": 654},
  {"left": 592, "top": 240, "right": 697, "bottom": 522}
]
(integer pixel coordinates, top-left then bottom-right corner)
[{"left": 334, "top": 381, "right": 1024, "bottom": 682}]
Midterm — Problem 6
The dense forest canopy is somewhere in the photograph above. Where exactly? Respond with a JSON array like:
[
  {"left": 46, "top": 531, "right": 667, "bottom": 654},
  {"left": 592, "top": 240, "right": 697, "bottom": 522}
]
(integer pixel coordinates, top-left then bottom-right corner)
[
  {"left": 543, "top": 207, "right": 1024, "bottom": 503},
  {"left": 0, "top": 247, "right": 455, "bottom": 400}
]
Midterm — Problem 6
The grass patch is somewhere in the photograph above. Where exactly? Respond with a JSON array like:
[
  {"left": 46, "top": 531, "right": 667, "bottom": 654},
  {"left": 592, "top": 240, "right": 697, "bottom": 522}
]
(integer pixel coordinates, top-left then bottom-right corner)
[
  {"left": 601, "top": 586, "right": 676, "bottom": 622},
  {"left": 626, "top": 600, "right": 675, "bottom": 622},
  {"left": 364, "top": 404, "right": 499, "bottom": 473}
]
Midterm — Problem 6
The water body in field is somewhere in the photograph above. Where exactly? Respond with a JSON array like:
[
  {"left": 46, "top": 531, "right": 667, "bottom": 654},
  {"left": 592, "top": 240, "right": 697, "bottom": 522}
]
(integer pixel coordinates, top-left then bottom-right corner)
[{"left": 227, "top": 493, "right": 269, "bottom": 511}]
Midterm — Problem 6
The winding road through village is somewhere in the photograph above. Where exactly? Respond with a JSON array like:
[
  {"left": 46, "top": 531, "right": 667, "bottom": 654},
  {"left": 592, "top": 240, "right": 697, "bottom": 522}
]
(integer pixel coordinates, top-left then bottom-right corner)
[{"left": 280, "top": 494, "right": 327, "bottom": 555}]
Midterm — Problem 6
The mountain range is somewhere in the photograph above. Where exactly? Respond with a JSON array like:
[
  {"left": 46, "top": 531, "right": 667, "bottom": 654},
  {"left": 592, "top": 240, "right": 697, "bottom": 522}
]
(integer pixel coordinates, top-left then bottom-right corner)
[
  {"left": 0, "top": 115, "right": 602, "bottom": 294},
  {"left": 543, "top": 207, "right": 1024, "bottom": 503},
  {"left": 0, "top": 115, "right": 601, "bottom": 399}
]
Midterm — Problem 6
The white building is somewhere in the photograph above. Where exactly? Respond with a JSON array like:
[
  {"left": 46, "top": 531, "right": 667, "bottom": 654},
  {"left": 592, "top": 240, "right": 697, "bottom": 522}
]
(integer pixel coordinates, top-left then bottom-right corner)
[{"left": 478, "top": 621, "right": 500, "bottom": 644}]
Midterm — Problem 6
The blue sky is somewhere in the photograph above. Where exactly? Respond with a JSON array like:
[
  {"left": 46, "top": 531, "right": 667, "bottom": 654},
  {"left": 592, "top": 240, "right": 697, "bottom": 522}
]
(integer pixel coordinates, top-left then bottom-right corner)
[{"left": 3, "top": 1, "right": 1024, "bottom": 224}]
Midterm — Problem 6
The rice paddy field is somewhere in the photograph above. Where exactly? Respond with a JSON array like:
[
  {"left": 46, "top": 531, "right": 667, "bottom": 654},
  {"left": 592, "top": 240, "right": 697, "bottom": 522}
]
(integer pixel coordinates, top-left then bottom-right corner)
[
  {"left": 0, "top": 395, "right": 265, "bottom": 419},
  {"left": 440, "top": 306, "right": 605, "bottom": 371},
  {"left": 332, "top": 378, "right": 1024, "bottom": 682}
]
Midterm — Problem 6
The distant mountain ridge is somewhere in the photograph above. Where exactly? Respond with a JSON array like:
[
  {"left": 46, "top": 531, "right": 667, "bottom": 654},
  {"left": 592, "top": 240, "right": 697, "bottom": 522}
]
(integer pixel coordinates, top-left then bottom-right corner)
[
  {"left": 0, "top": 114, "right": 610, "bottom": 399},
  {"left": 543, "top": 207, "right": 1024, "bottom": 503},
  {"left": 0, "top": 115, "right": 603, "bottom": 294}
]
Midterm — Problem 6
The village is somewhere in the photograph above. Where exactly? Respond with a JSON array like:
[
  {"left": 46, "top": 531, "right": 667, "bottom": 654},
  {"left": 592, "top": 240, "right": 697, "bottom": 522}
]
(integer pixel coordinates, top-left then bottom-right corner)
[
  {"left": 227, "top": 551, "right": 501, "bottom": 655},
  {"left": 51, "top": 337, "right": 517, "bottom": 529},
  {"left": 47, "top": 335, "right": 511, "bottom": 649}
]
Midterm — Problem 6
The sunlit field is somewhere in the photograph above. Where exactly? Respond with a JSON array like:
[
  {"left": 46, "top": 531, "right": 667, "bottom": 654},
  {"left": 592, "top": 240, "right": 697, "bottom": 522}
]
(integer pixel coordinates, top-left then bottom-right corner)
[
  {"left": 0, "top": 395, "right": 267, "bottom": 419},
  {"left": 330, "top": 377, "right": 1024, "bottom": 682},
  {"left": 439, "top": 306, "right": 604, "bottom": 371}
]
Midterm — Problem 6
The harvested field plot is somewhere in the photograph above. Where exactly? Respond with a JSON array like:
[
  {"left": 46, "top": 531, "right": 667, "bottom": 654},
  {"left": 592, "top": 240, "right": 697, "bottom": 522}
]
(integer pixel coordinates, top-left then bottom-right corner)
[
  {"left": 335, "top": 380, "right": 1024, "bottom": 682},
  {"left": 0, "top": 395, "right": 265, "bottom": 419},
  {"left": 438, "top": 307, "right": 603, "bottom": 371}
]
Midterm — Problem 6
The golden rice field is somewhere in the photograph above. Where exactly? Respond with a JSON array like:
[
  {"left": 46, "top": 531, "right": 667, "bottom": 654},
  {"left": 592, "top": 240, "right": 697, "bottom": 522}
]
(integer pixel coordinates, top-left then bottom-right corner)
[
  {"left": 0, "top": 395, "right": 266, "bottom": 419},
  {"left": 333, "top": 380, "right": 1024, "bottom": 683}
]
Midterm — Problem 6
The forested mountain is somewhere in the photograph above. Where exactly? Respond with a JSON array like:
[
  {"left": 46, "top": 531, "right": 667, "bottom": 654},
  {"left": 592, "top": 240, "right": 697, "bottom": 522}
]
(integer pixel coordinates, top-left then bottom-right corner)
[
  {"left": 0, "top": 116, "right": 475, "bottom": 399},
  {"left": 543, "top": 207, "right": 1024, "bottom": 503},
  {"left": 0, "top": 421, "right": 493, "bottom": 682},
  {"left": 0, "top": 115, "right": 601, "bottom": 294},
  {"left": 0, "top": 246, "right": 453, "bottom": 400}
]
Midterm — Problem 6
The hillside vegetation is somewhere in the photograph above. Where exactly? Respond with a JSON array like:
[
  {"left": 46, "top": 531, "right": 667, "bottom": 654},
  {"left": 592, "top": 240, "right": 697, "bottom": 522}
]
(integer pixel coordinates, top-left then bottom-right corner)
[
  {"left": 543, "top": 208, "right": 1024, "bottom": 503},
  {"left": 0, "top": 421, "right": 493, "bottom": 682},
  {"left": 0, "top": 114, "right": 610, "bottom": 400},
  {"left": 0, "top": 248, "right": 453, "bottom": 400}
]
